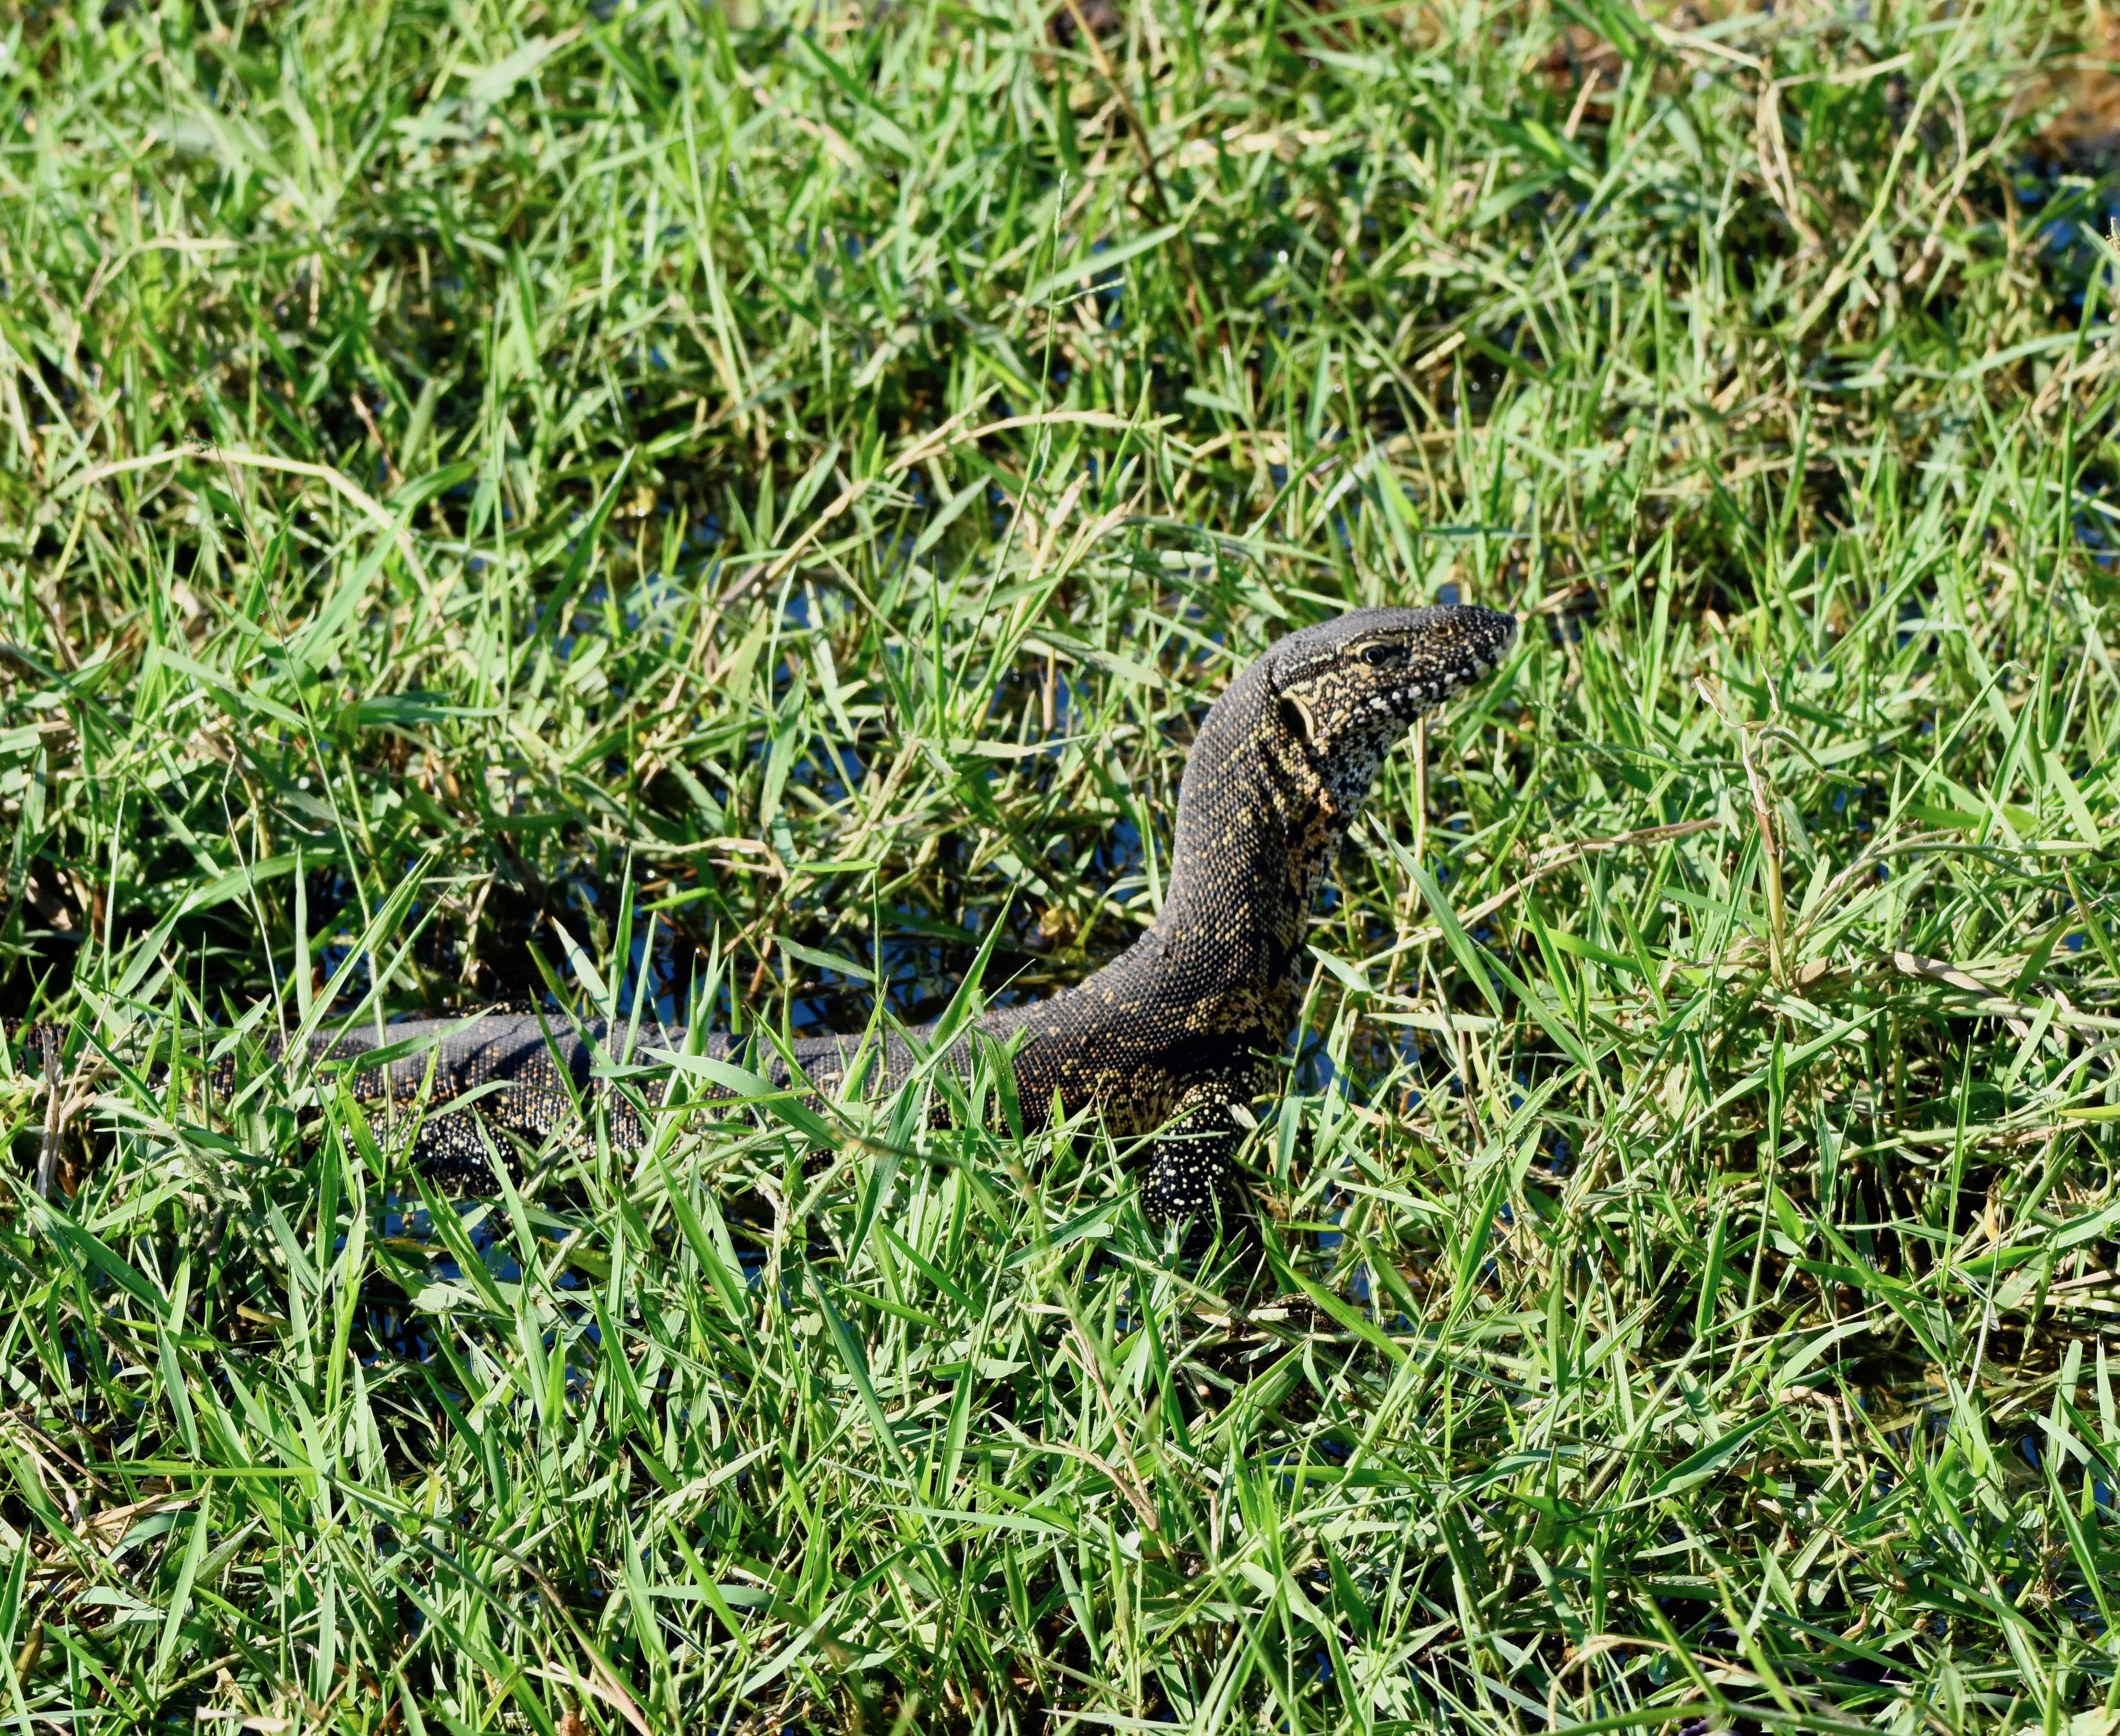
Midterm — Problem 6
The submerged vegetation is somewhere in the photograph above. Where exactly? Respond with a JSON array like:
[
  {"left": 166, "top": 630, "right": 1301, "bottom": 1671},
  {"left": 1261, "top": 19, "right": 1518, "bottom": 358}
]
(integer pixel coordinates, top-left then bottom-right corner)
[{"left": 6, "top": 0, "right": 2120, "bottom": 1726}]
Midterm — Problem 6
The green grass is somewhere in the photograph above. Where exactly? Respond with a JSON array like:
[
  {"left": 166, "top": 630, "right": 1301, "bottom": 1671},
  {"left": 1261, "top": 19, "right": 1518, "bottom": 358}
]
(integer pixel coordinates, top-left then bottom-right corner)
[{"left": 6, "top": 0, "right": 2120, "bottom": 1726}]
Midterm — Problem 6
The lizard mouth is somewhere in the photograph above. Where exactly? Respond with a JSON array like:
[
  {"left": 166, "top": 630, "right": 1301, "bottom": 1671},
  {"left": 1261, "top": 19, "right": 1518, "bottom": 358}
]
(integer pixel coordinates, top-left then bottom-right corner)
[
  {"left": 1379, "top": 612, "right": 1519, "bottom": 717},
  {"left": 1428, "top": 610, "right": 1518, "bottom": 703}
]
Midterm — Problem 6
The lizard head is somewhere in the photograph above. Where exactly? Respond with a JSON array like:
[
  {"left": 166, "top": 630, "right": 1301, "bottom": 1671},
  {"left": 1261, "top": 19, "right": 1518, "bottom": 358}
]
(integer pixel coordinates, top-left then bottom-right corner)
[{"left": 1266, "top": 605, "right": 1518, "bottom": 783}]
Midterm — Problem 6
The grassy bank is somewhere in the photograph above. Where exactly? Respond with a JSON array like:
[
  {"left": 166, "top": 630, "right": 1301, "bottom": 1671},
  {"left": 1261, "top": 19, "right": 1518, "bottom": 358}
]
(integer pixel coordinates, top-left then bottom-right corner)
[{"left": 6, "top": 0, "right": 2120, "bottom": 1727}]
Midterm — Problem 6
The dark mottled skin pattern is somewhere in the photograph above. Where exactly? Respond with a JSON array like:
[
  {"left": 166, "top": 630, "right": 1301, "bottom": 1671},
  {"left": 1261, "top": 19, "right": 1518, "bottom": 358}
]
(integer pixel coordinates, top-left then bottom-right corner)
[{"left": 7, "top": 606, "right": 1517, "bottom": 1218}]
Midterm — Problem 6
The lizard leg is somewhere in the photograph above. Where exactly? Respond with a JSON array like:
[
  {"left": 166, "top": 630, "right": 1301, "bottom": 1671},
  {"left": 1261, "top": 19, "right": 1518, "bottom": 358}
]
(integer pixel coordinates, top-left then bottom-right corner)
[{"left": 1140, "top": 1066, "right": 1259, "bottom": 1224}]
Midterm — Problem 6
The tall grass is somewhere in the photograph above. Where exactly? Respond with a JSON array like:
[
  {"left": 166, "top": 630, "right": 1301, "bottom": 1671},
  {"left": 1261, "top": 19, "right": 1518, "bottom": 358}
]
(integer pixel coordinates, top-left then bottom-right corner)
[{"left": 4, "top": 0, "right": 2120, "bottom": 1726}]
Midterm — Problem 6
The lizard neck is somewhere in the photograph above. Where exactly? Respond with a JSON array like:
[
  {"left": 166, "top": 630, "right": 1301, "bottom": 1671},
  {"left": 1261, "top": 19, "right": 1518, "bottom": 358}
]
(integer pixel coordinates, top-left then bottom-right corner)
[{"left": 1033, "top": 656, "right": 1386, "bottom": 1047}]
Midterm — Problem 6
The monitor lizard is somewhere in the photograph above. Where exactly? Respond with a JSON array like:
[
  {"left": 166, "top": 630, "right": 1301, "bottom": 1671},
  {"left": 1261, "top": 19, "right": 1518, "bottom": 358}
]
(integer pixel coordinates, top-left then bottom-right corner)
[{"left": 7, "top": 604, "right": 1518, "bottom": 1219}]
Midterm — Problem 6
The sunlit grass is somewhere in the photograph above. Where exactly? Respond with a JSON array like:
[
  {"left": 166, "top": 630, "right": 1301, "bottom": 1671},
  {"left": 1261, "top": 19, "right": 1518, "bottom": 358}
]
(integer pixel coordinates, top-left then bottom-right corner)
[{"left": 4, "top": 0, "right": 2120, "bottom": 1727}]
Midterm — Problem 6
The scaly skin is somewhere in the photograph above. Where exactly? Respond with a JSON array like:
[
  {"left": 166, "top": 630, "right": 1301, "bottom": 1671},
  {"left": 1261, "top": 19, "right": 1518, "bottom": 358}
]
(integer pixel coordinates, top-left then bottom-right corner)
[{"left": 6, "top": 605, "right": 1518, "bottom": 1218}]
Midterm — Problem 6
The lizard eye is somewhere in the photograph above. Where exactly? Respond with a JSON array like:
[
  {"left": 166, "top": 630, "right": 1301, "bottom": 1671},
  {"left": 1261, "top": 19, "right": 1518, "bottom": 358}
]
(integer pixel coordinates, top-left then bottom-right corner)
[{"left": 1360, "top": 643, "right": 1402, "bottom": 667}]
